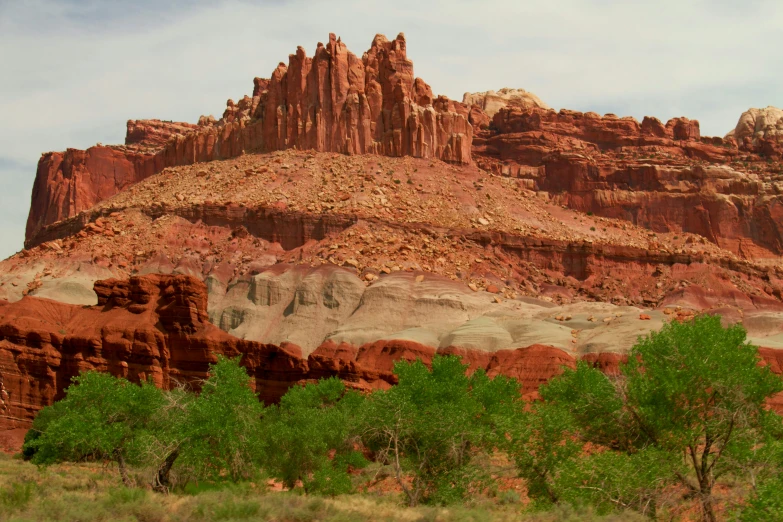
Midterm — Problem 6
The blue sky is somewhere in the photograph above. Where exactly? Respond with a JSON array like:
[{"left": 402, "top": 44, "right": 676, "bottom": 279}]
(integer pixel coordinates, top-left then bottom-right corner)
[{"left": 1, "top": 0, "right": 781, "bottom": 259}]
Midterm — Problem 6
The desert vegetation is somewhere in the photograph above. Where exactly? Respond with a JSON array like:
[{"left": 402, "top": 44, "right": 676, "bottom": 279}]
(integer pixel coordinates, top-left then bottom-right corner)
[{"left": 4, "top": 315, "right": 782, "bottom": 521}]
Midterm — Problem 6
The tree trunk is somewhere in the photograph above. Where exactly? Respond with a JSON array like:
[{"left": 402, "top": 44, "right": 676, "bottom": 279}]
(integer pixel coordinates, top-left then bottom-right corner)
[
  {"left": 152, "top": 448, "right": 180, "bottom": 493},
  {"left": 697, "top": 471, "right": 716, "bottom": 522},
  {"left": 700, "top": 492, "right": 717, "bottom": 522},
  {"left": 391, "top": 434, "right": 417, "bottom": 507},
  {"left": 698, "top": 436, "right": 716, "bottom": 522},
  {"left": 115, "top": 450, "right": 133, "bottom": 487}
]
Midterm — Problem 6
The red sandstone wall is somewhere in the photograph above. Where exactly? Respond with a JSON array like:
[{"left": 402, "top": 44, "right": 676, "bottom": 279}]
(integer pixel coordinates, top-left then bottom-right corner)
[{"left": 472, "top": 106, "right": 783, "bottom": 257}]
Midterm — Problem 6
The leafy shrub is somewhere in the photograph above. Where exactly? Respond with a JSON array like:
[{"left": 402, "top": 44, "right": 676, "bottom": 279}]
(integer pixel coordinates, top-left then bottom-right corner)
[{"left": 23, "top": 372, "right": 165, "bottom": 486}]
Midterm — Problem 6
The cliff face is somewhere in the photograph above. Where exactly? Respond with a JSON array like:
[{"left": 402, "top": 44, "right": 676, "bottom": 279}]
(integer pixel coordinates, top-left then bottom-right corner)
[
  {"left": 259, "top": 33, "right": 472, "bottom": 163},
  {"left": 25, "top": 33, "right": 472, "bottom": 243},
  {"left": 472, "top": 107, "right": 783, "bottom": 257},
  {"left": 0, "top": 274, "right": 331, "bottom": 427}
]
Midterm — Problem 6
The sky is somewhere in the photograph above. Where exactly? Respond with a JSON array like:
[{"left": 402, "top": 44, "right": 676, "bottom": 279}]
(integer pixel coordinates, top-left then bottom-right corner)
[{"left": 1, "top": 0, "right": 781, "bottom": 260}]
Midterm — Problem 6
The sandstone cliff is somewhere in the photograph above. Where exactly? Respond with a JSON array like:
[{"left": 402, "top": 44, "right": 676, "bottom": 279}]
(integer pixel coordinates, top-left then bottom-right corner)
[
  {"left": 473, "top": 106, "right": 783, "bottom": 257},
  {"left": 0, "top": 274, "right": 578, "bottom": 428}
]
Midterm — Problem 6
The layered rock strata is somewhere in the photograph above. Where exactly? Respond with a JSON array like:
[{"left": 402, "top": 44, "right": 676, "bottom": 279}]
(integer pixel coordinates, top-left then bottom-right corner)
[
  {"left": 473, "top": 107, "right": 783, "bottom": 257},
  {"left": 13, "top": 152, "right": 783, "bottom": 315},
  {"left": 0, "top": 274, "right": 579, "bottom": 428}
]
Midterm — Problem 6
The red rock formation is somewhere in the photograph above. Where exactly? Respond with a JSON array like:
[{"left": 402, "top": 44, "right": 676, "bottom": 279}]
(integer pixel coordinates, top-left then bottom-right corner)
[
  {"left": 473, "top": 106, "right": 783, "bottom": 257},
  {"left": 4, "top": 273, "right": 783, "bottom": 431},
  {"left": 581, "top": 352, "right": 628, "bottom": 376},
  {"left": 0, "top": 274, "right": 588, "bottom": 430},
  {"left": 25, "top": 33, "right": 472, "bottom": 243},
  {"left": 125, "top": 120, "right": 200, "bottom": 149},
  {"left": 255, "top": 33, "right": 471, "bottom": 162},
  {"left": 486, "top": 344, "right": 576, "bottom": 397},
  {"left": 0, "top": 274, "right": 308, "bottom": 428}
]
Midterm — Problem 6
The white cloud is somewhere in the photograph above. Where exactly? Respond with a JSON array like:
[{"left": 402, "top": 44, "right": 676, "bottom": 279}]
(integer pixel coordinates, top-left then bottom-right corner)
[{"left": 0, "top": 0, "right": 781, "bottom": 258}]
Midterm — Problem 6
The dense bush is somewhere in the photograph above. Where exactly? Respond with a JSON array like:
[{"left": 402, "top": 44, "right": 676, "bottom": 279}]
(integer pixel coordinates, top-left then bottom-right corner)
[
  {"left": 24, "top": 371, "right": 165, "bottom": 486},
  {"left": 175, "top": 356, "right": 265, "bottom": 483},
  {"left": 24, "top": 357, "right": 265, "bottom": 489}
]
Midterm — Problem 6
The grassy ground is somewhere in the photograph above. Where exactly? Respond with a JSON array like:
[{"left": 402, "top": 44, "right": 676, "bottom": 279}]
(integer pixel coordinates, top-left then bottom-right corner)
[{"left": 0, "top": 453, "right": 647, "bottom": 522}]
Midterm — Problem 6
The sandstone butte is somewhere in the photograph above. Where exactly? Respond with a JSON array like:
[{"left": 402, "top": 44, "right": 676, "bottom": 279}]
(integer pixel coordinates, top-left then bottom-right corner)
[
  {"left": 3, "top": 32, "right": 783, "bottom": 440},
  {"left": 25, "top": 33, "right": 473, "bottom": 243}
]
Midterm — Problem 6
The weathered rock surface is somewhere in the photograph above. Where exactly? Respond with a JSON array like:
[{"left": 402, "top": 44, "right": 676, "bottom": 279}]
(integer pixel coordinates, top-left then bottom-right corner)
[
  {"left": 210, "top": 267, "right": 678, "bottom": 356},
  {"left": 474, "top": 106, "right": 783, "bottom": 257},
  {"left": 0, "top": 274, "right": 356, "bottom": 428},
  {"left": 727, "top": 106, "right": 783, "bottom": 160},
  {"left": 728, "top": 106, "right": 783, "bottom": 145},
  {"left": 260, "top": 33, "right": 472, "bottom": 163},
  {"left": 463, "top": 88, "right": 550, "bottom": 118},
  {"left": 0, "top": 273, "right": 595, "bottom": 428},
  {"left": 12, "top": 151, "right": 783, "bottom": 318},
  {"left": 25, "top": 33, "right": 472, "bottom": 242},
  {"left": 125, "top": 120, "right": 201, "bottom": 149}
]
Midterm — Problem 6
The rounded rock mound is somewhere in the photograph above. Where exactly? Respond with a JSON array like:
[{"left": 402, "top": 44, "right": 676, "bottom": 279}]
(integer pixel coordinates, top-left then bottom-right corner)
[{"left": 462, "top": 87, "right": 550, "bottom": 117}]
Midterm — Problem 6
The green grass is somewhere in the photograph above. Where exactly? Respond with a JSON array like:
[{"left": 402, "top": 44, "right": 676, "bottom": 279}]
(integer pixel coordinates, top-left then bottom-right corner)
[{"left": 0, "top": 453, "right": 645, "bottom": 522}]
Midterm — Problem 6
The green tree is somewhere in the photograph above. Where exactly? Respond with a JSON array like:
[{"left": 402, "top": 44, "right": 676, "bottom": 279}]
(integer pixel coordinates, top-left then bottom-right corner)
[
  {"left": 176, "top": 356, "right": 265, "bottom": 483},
  {"left": 624, "top": 315, "right": 782, "bottom": 522},
  {"left": 24, "top": 357, "right": 268, "bottom": 490},
  {"left": 23, "top": 372, "right": 165, "bottom": 486},
  {"left": 260, "top": 377, "right": 365, "bottom": 495},
  {"left": 502, "top": 402, "right": 580, "bottom": 505},
  {"left": 538, "top": 315, "right": 783, "bottom": 522},
  {"left": 359, "top": 355, "right": 520, "bottom": 506}
]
